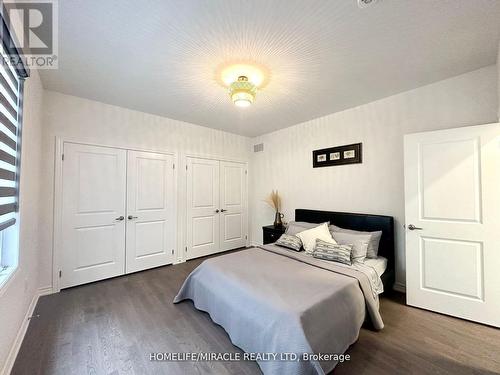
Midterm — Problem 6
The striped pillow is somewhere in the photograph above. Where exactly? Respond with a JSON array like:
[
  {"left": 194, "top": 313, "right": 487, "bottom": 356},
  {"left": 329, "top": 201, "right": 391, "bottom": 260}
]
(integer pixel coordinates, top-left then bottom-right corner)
[
  {"left": 330, "top": 232, "right": 369, "bottom": 263},
  {"left": 275, "top": 234, "right": 302, "bottom": 252},
  {"left": 312, "top": 239, "right": 352, "bottom": 265}
]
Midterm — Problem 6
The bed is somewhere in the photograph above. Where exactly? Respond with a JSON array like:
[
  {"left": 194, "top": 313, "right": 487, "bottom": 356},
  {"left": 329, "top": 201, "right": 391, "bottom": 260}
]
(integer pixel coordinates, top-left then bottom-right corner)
[
  {"left": 293, "top": 209, "right": 395, "bottom": 291},
  {"left": 174, "top": 209, "right": 395, "bottom": 375}
]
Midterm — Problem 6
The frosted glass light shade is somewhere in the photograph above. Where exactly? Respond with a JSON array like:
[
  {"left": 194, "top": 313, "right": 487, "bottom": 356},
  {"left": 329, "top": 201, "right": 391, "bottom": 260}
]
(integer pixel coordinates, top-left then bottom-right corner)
[{"left": 232, "top": 92, "right": 253, "bottom": 107}]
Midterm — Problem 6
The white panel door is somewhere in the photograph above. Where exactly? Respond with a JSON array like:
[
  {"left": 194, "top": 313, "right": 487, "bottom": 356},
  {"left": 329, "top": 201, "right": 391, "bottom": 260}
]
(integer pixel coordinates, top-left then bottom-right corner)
[
  {"left": 61, "top": 143, "right": 127, "bottom": 288},
  {"left": 219, "top": 161, "right": 247, "bottom": 251},
  {"left": 126, "top": 151, "right": 176, "bottom": 273},
  {"left": 186, "top": 157, "right": 220, "bottom": 259},
  {"left": 404, "top": 123, "right": 500, "bottom": 327}
]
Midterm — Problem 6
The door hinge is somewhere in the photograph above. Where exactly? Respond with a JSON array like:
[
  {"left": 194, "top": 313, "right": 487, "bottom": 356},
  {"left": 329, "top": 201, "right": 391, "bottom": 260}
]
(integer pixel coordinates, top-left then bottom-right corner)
[
  {"left": 245, "top": 170, "right": 247, "bottom": 175},
  {"left": 245, "top": 235, "right": 248, "bottom": 240},
  {"left": 171, "top": 249, "right": 174, "bottom": 255},
  {"left": 62, "top": 154, "right": 64, "bottom": 161},
  {"left": 59, "top": 270, "right": 62, "bottom": 278},
  {"left": 173, "top": 163, "right": 175, "bottom": 170},
  {"left": 186, "top": 165, "right": 188, "bottom": 170},
  {"left": 185, "top": 246, "right": 188, "bottom": 252}
]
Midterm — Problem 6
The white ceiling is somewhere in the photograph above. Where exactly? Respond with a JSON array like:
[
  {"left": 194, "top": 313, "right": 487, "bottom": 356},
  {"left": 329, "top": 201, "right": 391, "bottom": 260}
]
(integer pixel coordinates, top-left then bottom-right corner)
[{"left": 39, "top": 0, "right": 500, "bottom": 137}]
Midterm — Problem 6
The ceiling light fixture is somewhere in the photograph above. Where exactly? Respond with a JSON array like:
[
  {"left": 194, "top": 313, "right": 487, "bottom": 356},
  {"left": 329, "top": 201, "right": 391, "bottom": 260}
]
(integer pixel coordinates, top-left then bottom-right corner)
[{"left": 229, "top": 75, "right": 256, "bottom": 108}]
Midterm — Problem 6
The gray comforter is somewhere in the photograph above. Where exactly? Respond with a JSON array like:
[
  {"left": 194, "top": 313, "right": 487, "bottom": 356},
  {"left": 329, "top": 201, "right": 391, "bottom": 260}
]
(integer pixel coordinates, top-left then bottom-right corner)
[{"left": 173, "top": 245, "right": 384, "bottom": 375}]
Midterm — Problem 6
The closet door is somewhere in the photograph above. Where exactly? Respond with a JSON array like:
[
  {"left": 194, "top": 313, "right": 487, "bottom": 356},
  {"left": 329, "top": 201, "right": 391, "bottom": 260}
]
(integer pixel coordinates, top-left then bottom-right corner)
[
  {"left": 219, "top": 161, "right": 247, "bottom": 251},
  {"left": 186, "top": 157, "right": 220, "bottom": 259},
  {"left": 61, "top": 143, "right": 127, "bottom": 288},
  {"left": 126, "top": 151, "right": 176, "bottom": 273}
]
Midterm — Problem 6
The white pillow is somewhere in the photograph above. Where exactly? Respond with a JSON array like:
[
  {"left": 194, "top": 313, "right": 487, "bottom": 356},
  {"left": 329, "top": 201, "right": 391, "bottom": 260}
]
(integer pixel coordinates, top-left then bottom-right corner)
[
  {"left": 286, "top": 221, "right": 329, "bottom": 236},
  {"left": 296, "top": 223, "right": 337, "bottom": 254}
]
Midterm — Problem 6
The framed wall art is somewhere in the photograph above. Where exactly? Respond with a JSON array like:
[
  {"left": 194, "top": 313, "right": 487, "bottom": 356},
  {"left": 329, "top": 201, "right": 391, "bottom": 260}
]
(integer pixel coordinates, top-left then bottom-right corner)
[{"left": 312, "top": 143, "right": 362, "bottom": 168}]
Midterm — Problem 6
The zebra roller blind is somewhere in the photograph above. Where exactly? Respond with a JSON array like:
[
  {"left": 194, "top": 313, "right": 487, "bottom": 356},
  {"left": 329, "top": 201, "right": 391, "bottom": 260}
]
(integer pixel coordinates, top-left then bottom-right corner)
[{"left": 0, "top": 42, "right": 23, "bottom": 232}]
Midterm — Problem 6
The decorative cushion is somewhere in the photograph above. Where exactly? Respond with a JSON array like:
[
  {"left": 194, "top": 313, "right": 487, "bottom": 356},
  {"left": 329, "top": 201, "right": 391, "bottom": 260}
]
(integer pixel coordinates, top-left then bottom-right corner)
[
  {"left": 329, "top": 224, "right": 382, "bottom": 258},
  {"left": 295, "top": 222, "right": 336, "bottom": 254},
  {"left": 312, "top": 239, "right": 352, "bottom": 265},
  {"left": 285, "top": 221, "right": 329, "bottom": 236},
  {"left": 331, "top": 231, "right": 370, "bottom": 263},
  {"left": 275, "top": 234, "right": 302, "bottom": 252}
]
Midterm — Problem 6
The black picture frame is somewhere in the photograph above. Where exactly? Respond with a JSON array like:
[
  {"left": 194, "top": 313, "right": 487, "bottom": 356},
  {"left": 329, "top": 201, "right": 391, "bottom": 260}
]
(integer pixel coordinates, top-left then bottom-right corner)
[{"left": 312, "top": 143, "right": 362, "bottom": 168}]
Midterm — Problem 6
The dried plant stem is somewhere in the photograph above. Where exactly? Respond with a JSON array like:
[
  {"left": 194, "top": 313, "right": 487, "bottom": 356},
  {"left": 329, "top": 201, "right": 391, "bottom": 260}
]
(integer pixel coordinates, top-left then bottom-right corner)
[{"left": 264, "top": 190, "right": 281, "bottom": 212}]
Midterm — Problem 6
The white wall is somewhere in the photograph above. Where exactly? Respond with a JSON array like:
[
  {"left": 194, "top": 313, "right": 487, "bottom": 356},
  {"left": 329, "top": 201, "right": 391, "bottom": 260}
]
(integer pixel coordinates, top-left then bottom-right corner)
[
  {"left": 498, "top": 41, "right": 500, "bottom": 119},
  {"left": 249, "top": 65, "right": 498, "bottom": 288},
  {"left": 0, "top": 70, "right": 44, "bottom": 373},
  {"left": 38, "top": 91, "right": 251, "bottom": 289}
]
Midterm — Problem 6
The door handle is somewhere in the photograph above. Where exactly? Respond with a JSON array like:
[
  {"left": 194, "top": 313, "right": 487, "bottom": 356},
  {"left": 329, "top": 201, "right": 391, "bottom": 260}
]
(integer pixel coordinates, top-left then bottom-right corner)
[
  {"left": 220, "top": 209, "right": 227, "bottom": 212},
  {"left": 215, "top": 209, "right": 220, "bottom": 213},
  {"left": 128, "top": 215, "right": 138, "bottom": 220},
  {"left": 115, "top": 216, "right": 125, "bottom": 221},
  {"left": 408, "top": 224, "right": 423, "bottom": 231}
]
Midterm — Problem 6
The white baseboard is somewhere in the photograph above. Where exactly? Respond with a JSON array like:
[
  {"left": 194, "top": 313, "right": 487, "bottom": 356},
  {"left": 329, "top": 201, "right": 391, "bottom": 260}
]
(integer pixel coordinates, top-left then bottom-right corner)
[
  {"left": 393, "top": 281, "right": 406, "bottom": 293},
  {"left": 37, "top": 285, "right": 54, "bottom": 297},
  {"left": 1, "top": 286, "right": 52, "bottom": 375}
]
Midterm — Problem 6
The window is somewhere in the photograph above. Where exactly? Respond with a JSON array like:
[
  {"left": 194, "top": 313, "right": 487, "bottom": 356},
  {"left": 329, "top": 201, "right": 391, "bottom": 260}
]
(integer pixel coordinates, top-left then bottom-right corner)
[{"left": 0, "top": 12, "right": 28, "bottom": 289}]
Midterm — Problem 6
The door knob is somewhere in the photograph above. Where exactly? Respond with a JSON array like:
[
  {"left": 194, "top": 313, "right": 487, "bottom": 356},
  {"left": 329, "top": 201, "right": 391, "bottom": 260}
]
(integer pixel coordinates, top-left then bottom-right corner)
[
  {"left": 115, "top": 216, "right": 125, "bottom": 221},
  {"left": 220, "top": 209, "right": 227, "bottom": 212},
  {"left": 215, "top": 209, "right": 220, "bottom": 213},
  {"left": 128, "top": 215, "right": 138, "bottom": 220},
  {"left": 408, "top": 224, "right": 423, "bottom": 231}
]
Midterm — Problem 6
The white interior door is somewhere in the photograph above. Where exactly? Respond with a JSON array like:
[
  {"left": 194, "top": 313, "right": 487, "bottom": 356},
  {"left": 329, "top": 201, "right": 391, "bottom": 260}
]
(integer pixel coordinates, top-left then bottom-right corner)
[
  {"left": 404, "top": 123, "right": 500, "bottom": 327},
  {"left": 61, "top": 143, "right": 127, "bottom": 288},
  {"left": 186, "top": 157, "right": 220, "bottom": 259},
  {"left": 219, "top": 161, "right": 247, "bottom": 251},
  {"left": 126, "top": 151, "right": 176, "bottom": 273}
]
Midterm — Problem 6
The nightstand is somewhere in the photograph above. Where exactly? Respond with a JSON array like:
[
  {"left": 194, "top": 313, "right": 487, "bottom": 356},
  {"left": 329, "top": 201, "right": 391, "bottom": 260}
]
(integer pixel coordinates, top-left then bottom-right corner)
[{"left": 262, "top": 225, "right": 286, "bottom": 244}]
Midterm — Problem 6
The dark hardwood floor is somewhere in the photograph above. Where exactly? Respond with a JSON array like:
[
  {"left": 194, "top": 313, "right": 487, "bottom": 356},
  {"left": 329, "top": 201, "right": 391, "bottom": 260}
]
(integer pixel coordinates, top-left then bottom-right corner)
[{"left": 12, "top": 252, "right": 500, "bottom": 375}]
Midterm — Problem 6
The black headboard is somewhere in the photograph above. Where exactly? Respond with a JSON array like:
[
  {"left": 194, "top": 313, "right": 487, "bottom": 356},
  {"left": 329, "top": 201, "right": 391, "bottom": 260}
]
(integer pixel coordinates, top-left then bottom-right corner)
[{"left": 295, "top": 209, "right": 395, "bottom": 289}]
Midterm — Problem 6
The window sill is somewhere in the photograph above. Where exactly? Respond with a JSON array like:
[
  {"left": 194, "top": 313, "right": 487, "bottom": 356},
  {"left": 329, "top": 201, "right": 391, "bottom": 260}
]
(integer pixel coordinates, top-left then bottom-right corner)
[{"left": 0, "top": 265, "right": 19, "bottom": 297}]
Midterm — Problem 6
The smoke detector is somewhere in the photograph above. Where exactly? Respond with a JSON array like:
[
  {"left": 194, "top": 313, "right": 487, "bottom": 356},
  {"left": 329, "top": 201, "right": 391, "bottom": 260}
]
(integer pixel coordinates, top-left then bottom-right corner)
[{"left": 358, "top": 0, "right": 378, "bottom": 8}]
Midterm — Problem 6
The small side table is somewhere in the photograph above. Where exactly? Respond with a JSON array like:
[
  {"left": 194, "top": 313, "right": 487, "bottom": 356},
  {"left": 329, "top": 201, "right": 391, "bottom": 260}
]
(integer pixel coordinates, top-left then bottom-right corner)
[{"left": 262, "top": 225, "right": 286, "bottom": 244}]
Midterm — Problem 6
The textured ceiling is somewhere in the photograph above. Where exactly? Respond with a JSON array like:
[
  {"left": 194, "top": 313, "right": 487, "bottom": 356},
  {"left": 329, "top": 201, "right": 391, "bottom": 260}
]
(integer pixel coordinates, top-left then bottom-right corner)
[{"left": 39, "top": 0, "right": 500, "bottom": 137}]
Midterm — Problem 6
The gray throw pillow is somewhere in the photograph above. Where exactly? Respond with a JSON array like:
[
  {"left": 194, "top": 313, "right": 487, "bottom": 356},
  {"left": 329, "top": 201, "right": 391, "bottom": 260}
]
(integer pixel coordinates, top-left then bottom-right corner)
[
  {"left": 329, "top": 224, "right": 382, "bottom": 258},
  {"left": 285, "top": 221, "right": 329, "bottom": 236},
  {"left": 331, "top": 231, "right": 370, "bottom": 263},
  {"left": 275, "top": 234, "right": 302, "bottom": 252},
  {"left": 312, "top": 239, "right": 352, "bottom": 265}
]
